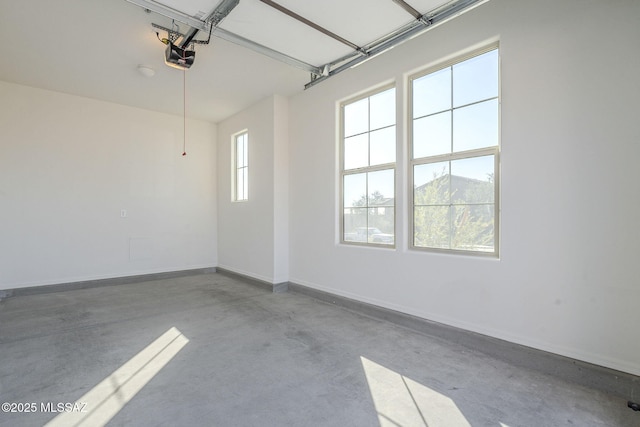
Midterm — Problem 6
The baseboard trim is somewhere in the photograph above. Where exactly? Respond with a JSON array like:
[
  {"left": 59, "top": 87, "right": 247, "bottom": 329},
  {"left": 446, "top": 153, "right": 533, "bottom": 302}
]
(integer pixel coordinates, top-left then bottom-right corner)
[
  {"left": 286, "top": 282, "right": 639, "bottom": 401},
  {"left": 215, "top": 267, "right": 288, "bottom": 293},
  {"left": 0, "top": 267, "right": 217, "bottom": 300},
  {"left": 2, "top": 269, "right": 637, "bottom": 400}
]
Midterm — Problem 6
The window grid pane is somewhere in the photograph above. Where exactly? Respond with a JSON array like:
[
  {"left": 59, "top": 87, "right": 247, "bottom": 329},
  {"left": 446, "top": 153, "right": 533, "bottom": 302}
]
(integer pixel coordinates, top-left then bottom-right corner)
[
  {"left": 343, "top": 169, "right": 395, "bottom": 244},
  {"left": 341, "top": 86, "right": 396, "bottom": 246},
  {"left": 234, "top": 132, "right": 248, "bottom": 201},
  {"left": 452, "top": 205, "right": 495, "bottom": 252},
  {"left": 344, "top": 98, "right": 369, "bottom": 137},
  {"left": 452, "top": 99, "right": 499, "bottom": 152},
  {"left": 413, "top": 112, "right": 451, "bottom": 158},
  {"left": 344, "top": 87, "right": 396, "bottom": 171},
  {"left": 453, "top": 49, "right": 499, "bottom": 108},
  {"left": 411, "top": 48, "right": 499, "bottom": 255},
  {"left": 413, "top": 67, "right": 451, "bottom": 118},
  {"left": 344, "top": 134, "right": 369, "bottom": 170},
  {"left": 369, "top": 126, "right": 396, "bottom": 166}
]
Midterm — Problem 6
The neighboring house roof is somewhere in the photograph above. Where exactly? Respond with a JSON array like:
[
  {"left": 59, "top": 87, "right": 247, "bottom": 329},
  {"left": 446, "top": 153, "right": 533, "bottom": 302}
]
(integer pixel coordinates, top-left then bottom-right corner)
[
  {"left": 369, "top": 197, "right": 394, "bottom": 207},
  {"left": 348, "top": 174, "right": 493, "bottom": 208}
]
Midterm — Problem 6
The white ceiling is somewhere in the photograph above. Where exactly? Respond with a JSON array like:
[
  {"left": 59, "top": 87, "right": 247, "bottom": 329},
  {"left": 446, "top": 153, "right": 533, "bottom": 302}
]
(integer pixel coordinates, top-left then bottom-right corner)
[{"left": 0, "top": 0, "right": 470, "bottom": 123}]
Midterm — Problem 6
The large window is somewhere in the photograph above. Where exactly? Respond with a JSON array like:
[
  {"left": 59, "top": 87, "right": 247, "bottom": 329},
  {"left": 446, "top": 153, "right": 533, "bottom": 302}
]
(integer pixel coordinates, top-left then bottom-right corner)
[
  {"left": 233, "top": 131, "right": 249, "bottom": 201},
  {"left": 410, "top": 47, "right": 499, "bottom": 255},
  {"left": 341, "top": 86, "right": 396, "bottom": 246}
]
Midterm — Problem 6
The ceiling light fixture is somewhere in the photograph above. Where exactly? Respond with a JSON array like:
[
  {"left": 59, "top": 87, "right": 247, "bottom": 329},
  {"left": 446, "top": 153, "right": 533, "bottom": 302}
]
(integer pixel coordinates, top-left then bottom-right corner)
[{"left": 137, "top": 65, "right": 156, "bottom": 77}]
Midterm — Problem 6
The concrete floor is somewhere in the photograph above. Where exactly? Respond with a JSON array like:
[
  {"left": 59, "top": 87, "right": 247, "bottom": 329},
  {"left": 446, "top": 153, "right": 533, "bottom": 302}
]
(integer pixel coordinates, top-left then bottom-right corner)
[{"left": 0, "top": 272, "right": 637, "bottom": 427}]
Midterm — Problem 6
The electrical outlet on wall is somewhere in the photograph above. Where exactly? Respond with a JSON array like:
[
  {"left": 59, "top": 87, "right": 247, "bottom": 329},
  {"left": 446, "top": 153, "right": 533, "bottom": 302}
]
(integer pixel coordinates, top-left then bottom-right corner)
[{"left": 120, "top": 209, "right": 127, "bottom": 218}]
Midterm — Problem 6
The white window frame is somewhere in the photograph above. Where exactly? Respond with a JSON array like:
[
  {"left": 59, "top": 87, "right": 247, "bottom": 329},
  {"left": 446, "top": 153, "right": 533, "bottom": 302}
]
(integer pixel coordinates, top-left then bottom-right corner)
[
  {"left": 232, "top": 130, "right": 249, "bottom": 202},
  {"left": 340, "top": 84, "right": 396, "bottom": 248},
  {"left": 409, "top": 45, "right": 500, "bottom": 257}
]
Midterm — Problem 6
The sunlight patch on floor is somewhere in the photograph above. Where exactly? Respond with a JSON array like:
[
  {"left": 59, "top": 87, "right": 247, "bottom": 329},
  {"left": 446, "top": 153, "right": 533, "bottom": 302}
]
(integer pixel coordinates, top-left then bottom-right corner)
[
  {"left": 45, "top": 327, "right": 189, "bottom": 427},
  {"left": 361, "top": 356, "right": 471, "bottom": 427}
]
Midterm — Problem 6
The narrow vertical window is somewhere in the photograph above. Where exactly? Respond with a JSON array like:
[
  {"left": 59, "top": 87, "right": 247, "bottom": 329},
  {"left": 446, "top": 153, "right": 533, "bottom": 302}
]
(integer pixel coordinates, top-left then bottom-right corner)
[
  {"left": 234, "top": 131, "right": 249, "bottom": 201},
  {"left": 341, "top": 86, "right": 396, "bottom": 246},
  {"left": 410, "top": 47, "right": 499, "bottom": 255}
]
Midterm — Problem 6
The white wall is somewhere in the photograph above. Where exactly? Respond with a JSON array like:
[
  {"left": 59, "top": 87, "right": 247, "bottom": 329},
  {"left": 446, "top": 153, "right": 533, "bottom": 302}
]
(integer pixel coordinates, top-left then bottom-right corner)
[
  {"left": 273, "top": 95, "right": 290, "bottom": 284},
  {"left": 0, "top": 82, "right": 217, "bottom": 289},
  {"left": 288, "top": 0, "right": 640, "bottom": 376},
  {"left": 217, "top": 95, "right": 289, "bottom": 284}
]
